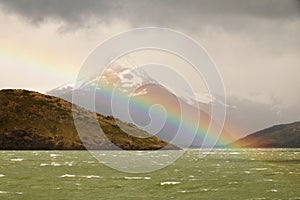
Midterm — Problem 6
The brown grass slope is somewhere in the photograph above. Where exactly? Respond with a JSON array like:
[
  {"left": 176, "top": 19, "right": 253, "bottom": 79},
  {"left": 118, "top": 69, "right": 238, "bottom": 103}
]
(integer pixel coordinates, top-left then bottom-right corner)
[
  {"left": 0, "top": 89, "right": 179, "bottom": 150},
  {"left": 231, "top": 121, "right": 300, "bottom": 148}
]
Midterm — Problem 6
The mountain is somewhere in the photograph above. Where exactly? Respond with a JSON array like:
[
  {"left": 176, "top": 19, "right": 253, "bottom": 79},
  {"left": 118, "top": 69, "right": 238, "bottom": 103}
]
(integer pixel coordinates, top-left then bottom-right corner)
[
  {"left": 127, "top": 83, "right": 234, "bottom": 148},
  {"left": 0, "top": 89, "right": 179, "bottom": 150},
  {"left": 47, "top": 58, "right": 212, "bottom": 115},
  {"left": 231, "top": 121, "right": 300, "bottom": 148},
  {"left": 47, "top": 59, "right": 234, "bottom": 148},
  {"left": 47, "top": 58, "right": 157, "bottom": 107},
  {"left": 50, "top": 79, "right": 234, "bottom": 147}
]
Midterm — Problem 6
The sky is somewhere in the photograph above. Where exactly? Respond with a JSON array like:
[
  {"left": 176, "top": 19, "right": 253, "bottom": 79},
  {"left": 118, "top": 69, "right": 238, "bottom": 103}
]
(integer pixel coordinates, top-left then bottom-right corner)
[{"left": 0, "top": 0, "right": 299, "bottom": 137}]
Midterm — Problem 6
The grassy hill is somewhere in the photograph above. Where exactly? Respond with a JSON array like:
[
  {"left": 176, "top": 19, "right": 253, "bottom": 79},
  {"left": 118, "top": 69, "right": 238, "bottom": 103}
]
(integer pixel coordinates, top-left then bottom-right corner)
[
  {"left": 231, "top": 121, "right": 300, "bottom": 148},
  {"left": 0, "top": 89, "right": 179, "bottom": 150}
]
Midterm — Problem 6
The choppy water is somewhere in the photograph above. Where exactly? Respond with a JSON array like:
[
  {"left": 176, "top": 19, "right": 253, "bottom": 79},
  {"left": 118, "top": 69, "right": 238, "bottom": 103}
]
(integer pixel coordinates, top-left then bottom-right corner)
[{"left": 0, "top": 149, "right": 299, "bottom": 199}]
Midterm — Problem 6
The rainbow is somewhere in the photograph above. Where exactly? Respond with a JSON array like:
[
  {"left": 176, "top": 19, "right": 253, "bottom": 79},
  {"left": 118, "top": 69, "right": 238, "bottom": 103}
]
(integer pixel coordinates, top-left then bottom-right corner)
[
  {"left": 0, "top": 48, "right": 240, "bottom": 147},
  {"left": 89, "top": 80, "right": 238, "bottom": 148}
]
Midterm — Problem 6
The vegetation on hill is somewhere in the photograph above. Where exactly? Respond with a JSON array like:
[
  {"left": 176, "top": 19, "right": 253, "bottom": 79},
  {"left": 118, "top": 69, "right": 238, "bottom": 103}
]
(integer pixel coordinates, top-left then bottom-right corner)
[{"left": 0, "top": 89, "right": 179, "bottom": 150}]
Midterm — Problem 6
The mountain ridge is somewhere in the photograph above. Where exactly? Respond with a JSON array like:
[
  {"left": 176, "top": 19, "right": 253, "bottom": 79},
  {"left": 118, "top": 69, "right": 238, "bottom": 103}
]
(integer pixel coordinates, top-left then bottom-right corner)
[{"left": 230, "top": 121, "right": 300, "bottom": 148}]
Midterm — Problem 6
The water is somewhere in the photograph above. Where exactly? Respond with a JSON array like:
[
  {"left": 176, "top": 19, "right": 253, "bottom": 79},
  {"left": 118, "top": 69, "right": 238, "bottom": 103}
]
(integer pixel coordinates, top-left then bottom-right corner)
[{"left": 0, "top": 149, "right": 299, "bottom": 199}]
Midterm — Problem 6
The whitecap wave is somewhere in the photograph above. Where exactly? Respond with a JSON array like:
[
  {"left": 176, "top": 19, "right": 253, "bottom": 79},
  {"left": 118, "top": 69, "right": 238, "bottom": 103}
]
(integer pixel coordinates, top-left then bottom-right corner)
[
  {"left": 160, "top": 181, "right": 180, "bottom": 186},
  {"left": 60, "top": 174, "right": 76, "bottom": 178},
  {"left": 250, "top": 168, "right": 268, "bottom": 171},
  {"left": 50, "top": 154, "right": 61, "bottom": 157},
  {"left": 81, "top": 175, "right": 101, "bottom": 179},
  {"left": 124, "top": 176, "right": 151, "bottom": 180},
  {"left": 11, "top": 158, "right": 23, "bottom": 162}
]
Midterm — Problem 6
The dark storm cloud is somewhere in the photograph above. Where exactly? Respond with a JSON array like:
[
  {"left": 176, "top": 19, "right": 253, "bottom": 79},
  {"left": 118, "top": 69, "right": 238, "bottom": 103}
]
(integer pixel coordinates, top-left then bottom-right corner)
[{"left": 0, "top": 0, "right": 299, "bottom": 30}]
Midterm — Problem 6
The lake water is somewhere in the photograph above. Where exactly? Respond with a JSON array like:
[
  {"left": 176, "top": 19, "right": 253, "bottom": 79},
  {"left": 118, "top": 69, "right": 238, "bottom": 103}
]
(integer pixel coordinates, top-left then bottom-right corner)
[{"left": 0, "top": 149, "right": 299, "bottom": 199}]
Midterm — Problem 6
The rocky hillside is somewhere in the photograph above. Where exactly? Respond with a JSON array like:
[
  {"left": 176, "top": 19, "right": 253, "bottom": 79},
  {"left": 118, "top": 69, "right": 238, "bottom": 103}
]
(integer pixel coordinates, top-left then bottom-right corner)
[
  {"left": 231, "top": 121, "right": 300, "bottom": 148},
  {"left": 0, "top": 89, "right": 179, "bottom": 150}
]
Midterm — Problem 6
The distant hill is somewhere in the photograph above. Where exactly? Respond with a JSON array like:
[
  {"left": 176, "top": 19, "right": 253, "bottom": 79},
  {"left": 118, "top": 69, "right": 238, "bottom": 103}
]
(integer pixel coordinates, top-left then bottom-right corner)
[
  {"left": 0, "top": 89, "right": 179, "bottom": 150},
  {"left": 231, "top": 121, "right": 300, "bottom": 148}
]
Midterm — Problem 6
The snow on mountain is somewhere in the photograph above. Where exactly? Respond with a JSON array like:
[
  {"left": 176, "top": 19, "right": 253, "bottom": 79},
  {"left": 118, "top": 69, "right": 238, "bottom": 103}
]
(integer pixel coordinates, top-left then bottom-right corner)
[{"left": 47, "top": 56, "right": 158, "bottom": 100}]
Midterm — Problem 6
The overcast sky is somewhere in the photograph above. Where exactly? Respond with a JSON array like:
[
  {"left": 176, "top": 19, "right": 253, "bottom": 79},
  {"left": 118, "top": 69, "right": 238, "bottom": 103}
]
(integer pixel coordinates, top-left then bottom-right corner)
[{"left": 0, "top": 0, "right": 299, "bottom": 137}]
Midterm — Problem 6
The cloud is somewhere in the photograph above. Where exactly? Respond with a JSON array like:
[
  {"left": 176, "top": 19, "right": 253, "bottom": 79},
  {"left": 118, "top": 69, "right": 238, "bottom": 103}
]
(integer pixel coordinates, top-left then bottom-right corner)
[
  {"left": 1, "top": 0, "right": 299, "bottom": 53},
  {"left": 0, "top": 0, "right": 299, "bottom": 30},
  {"left": 226, "top": 96, "right": 300, "bottom": 137},
  {"left": 0, "top": 0, "right": 299, "bottom": 134}
]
